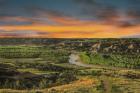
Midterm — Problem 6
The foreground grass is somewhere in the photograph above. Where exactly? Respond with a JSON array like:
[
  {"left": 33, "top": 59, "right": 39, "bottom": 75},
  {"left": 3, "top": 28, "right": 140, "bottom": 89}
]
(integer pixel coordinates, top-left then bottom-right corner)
[
  {"left": 0, "top": 58, "right": 139, "bottom": 93},
  {"left": 1, "top": 73, "right": 140, "bottom": 93},
  {"left": 46, "top": 77, "right": 97, "bottom": 93},
  {"left": 0, "top": 77, "right": 97, "bottom": 93}
]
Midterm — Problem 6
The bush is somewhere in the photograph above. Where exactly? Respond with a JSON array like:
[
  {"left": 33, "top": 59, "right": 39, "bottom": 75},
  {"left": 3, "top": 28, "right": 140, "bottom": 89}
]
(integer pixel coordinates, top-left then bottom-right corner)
[
  {"left": 79, "top": 52, "right": 91, "bottom": 64},
  {"left": 91, "top": 70, "right": 102, "bottom": 76}
]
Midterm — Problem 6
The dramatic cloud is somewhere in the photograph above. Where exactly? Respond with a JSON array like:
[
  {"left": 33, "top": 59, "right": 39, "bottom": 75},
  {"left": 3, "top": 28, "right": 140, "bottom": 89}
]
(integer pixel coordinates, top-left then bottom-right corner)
[
  {"left": 0, "top": 0, "right": 140, "bottom": 38},
  {"left": 0, "top": 23, "right": 140, "bottom": 38},
  {"left": 75, "top": 0, "right": 140, "bottom": 27}
]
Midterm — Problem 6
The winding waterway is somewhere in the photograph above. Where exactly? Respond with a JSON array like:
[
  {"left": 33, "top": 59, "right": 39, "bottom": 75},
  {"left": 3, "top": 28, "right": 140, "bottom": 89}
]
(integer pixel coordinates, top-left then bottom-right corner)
[{"left": 69, "top": 54, "right": 93, "bottom": 68}]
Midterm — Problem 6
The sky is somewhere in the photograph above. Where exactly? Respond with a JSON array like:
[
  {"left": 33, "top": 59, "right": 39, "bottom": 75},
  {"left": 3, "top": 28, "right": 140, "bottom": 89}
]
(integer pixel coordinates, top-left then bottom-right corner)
[{"left": 0, "top": 0, "right": 140, "bottom": 38}]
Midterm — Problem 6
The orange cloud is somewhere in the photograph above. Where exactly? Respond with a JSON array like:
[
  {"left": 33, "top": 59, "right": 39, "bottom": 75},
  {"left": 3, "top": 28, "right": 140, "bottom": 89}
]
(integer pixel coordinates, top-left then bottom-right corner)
[
  {"left": 0, "top": 23, "right": 140, "bottom": 38},
  {"left": 0, "top": 9, "right": 140, "bottom": 38}
]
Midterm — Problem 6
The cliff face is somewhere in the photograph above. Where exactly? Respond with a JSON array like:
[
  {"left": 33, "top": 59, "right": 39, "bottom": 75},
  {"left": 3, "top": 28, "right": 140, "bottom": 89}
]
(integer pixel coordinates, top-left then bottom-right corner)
[
  {"left": 54, "top": 39, "right": 139, "bottom": 54},
  {"left": 53, "top": 39, "right": 140, "bottom": 54},
  {"left": 90, "top": 42, "right": 140, "bottom": 54}
]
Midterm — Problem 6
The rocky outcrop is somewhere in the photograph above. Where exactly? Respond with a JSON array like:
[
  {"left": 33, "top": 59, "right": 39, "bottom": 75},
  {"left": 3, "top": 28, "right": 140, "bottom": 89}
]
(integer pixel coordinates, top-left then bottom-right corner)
[{"left": 90, "top": 41, "right": 140, "bottom": 54}]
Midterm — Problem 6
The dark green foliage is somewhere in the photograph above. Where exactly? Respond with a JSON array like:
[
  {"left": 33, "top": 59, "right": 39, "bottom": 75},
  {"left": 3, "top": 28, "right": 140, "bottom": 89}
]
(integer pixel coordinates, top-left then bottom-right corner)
[
  {"left": 110, "top": 54, "right": 140, "bottom": 68},
  {"left": 91, "top": 70, "right": 102, "bottom": 76},
  {"left": 80, "top": 52, "right": 140, "bottom": 69},
  {"left": 79, "top": 52, "right": 91, "bottom": 64},
  {"left": 56, "top": 71, "right": 77, "bottom": 84}
]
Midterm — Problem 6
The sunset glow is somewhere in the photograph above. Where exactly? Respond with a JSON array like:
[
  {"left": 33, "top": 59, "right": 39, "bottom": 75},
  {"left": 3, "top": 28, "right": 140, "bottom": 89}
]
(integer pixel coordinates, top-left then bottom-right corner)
[{"left": 0, "top": 0, "right": 140, "bottom": 38}]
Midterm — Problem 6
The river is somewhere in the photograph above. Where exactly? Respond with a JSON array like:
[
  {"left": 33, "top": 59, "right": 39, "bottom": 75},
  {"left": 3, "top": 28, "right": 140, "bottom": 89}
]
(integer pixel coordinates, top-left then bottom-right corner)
[{"left": 69, "top": 54, "right": 93, "bottom": 68}]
